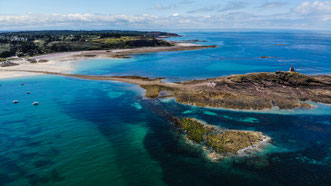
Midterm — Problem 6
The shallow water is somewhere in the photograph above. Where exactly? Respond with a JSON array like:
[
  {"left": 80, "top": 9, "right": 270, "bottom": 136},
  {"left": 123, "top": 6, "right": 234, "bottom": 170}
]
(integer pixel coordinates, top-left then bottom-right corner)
[{"left": 0, "top": 31, "right": 330, "bottom": 185}]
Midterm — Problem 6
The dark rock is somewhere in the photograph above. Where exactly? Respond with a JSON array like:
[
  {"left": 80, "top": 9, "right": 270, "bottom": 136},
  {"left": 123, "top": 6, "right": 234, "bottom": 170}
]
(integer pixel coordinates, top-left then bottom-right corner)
[{"left": 0, "top": 61, "right": 18, "bottom": 67}]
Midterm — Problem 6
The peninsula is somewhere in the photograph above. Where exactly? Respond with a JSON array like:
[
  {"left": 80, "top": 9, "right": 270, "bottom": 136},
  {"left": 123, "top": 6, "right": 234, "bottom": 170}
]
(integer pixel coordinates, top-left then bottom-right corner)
[{"left": 3, "top": 70, "right": 331, "bottom": 110}]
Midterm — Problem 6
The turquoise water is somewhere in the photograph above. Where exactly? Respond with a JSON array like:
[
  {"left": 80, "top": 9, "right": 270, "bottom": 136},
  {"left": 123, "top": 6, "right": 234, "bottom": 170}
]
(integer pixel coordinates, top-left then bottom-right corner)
[{"left": 1, "top": 31, "right": 331, "bottom": 185}]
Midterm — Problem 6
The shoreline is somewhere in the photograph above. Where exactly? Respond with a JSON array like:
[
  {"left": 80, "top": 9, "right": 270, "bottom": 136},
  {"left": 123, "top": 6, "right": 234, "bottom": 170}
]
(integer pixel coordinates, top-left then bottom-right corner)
[{"left": 0, "top": 43, "right": 217, "bottom": 80}]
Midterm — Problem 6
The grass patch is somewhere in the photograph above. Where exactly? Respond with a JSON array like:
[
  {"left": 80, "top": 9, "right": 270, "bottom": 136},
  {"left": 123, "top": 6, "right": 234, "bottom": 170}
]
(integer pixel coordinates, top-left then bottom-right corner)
[{"left": 173, "top": 118, "right": 215, "bottom": 143}]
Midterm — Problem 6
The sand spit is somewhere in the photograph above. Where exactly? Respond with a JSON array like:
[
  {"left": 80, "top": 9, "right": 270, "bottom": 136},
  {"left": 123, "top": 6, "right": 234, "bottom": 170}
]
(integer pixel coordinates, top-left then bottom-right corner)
[{"left": 0, "top": 44, "right": 216, "bottom": 79}]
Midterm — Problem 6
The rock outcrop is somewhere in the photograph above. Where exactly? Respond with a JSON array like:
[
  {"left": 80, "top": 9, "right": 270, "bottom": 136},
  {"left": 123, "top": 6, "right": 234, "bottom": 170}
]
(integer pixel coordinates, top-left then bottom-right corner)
[{"left": 172, "top": 117, "right": 270, "bottom": 158}]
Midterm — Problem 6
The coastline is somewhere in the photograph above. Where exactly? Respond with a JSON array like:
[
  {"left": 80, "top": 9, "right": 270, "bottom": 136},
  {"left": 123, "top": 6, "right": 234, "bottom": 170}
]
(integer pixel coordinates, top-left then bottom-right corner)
[{"left": 0, "top": 43, "right": 216, "bottom": 80}]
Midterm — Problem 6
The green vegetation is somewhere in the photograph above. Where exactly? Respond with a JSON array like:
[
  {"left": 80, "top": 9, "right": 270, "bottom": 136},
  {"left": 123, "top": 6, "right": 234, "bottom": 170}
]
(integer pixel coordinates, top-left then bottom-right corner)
[
  {"left": 0, "top": 30, "right": 178, "bottom": 58},
  {"left": 229, "top": 71, "right": 318, "bottom": 86},
  {"left": 173, "top": 118, "right": 214, "bottom": 143},
  {"left": 0, "top": 58, "right": 8, "bottom": 62}
]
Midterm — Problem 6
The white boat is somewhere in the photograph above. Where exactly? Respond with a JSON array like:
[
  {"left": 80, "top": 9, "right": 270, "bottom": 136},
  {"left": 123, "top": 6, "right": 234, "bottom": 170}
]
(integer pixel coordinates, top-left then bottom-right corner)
[
  {"left": 32, "top": 101, "right": 39, "bottom": 105},
  {"left": 13, "top": 100, "right": 19, "bottom": 103}
]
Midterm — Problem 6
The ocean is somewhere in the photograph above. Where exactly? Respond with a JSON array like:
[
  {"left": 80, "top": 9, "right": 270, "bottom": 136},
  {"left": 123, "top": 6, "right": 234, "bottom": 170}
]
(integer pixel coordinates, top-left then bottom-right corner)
[{"left": 0, "top": 31, "right": 330, "bottom": 185}]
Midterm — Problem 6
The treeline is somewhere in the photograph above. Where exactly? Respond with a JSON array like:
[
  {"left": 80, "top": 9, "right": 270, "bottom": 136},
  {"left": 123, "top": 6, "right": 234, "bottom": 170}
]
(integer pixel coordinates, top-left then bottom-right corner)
[
  {"left": 0, "top": 30, "right": 179, "bottom": 40},
  {"left": 0, "top": 30, "right": 179, "bottom": 58}
]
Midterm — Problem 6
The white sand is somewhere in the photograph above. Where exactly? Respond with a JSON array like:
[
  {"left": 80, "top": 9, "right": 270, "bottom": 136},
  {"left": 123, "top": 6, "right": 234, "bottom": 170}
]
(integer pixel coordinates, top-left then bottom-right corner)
[
  {"left": 0, "top": 49, "right": 136, "bottom": 79},
  {"left": 0, "top": 57, "right": 77, "bottom": 79},
  {"left": 175, "top": 42, "right": 199, "bottom": 47}
]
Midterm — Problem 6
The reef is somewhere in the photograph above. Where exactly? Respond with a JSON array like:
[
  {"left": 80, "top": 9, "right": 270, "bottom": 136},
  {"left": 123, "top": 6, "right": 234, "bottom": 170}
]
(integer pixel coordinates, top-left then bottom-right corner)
[{"left": 172, "top": 117, "right": 270, "bottom": 158}]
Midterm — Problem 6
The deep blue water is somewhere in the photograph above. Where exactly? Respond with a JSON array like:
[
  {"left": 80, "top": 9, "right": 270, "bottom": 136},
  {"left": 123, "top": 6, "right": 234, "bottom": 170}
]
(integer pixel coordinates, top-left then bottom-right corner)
[{"left": 0, "top": 31, "right": 330, "bottom": 185}]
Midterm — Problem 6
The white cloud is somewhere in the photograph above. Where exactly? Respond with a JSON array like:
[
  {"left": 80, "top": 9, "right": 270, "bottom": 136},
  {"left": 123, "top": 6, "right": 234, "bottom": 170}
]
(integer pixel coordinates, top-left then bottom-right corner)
[
  {"left": 0, "top": 14, "right": 152, "bottom": 28},
  {"left": 0, "top": 9, "right": 330, "bottom": 30},
  {"left": 294, "top": 1, "right": 331, "bottom": 15},
  {"left": 291, "top": 1, "right": 331, "bottom": 23}
]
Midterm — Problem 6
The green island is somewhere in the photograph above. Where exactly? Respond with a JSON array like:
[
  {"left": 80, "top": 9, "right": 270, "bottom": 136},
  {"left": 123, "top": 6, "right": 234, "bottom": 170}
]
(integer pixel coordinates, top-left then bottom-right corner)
[
  {"left": 0, "top": 30, "right": 179, "bottom": 60},
  {"left": 172, "top": 117, "right": 270, "bottom": 159}
]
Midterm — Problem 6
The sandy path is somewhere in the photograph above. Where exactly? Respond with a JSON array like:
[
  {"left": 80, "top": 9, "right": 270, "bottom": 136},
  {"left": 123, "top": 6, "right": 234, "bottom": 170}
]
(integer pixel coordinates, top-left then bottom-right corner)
[{"left": 1, "top": 70, "right": 181, "bottom": 89}]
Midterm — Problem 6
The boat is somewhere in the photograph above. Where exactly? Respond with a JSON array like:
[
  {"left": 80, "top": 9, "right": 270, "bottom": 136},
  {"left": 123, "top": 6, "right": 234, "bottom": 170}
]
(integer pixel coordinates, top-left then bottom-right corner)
[
  {"left": 32, "top": 101, "right": 39, "bottom": 105},
  {"left": 13, "top": 100, "right": 19, "bottom": 104},
  {"left": 27, "top": 91, "right": 31, "bottom": 94}
]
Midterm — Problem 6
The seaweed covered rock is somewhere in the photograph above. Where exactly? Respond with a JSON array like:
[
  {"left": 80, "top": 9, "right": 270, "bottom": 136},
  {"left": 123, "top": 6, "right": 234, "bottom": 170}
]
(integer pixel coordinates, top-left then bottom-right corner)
[
  {"left": 172, "top": 117, "right": 270, "bottom": 157},
  {"left": 177, "top": 71, "right": 331, "bottom": 110},
  {"left": 0, "top": 61, "right": 19, "bottom": 67},
  {"left": 205, "top": 130, "right": 267, "bottom": 154}
]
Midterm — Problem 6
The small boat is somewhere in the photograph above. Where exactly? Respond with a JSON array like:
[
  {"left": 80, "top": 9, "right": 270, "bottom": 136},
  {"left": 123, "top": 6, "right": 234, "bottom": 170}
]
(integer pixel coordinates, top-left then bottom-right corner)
[
  {"left": 32, "top": 101, "right": 39, "bottom": 105},
  {"left": 21, "top": 83, "right": 24, "bottom": 86},
  {"left": 13, "top": 100, "right": 19, "bottom": 104},
  {"left": 27, "top": 91, "right": 31, "bottom": 94}
]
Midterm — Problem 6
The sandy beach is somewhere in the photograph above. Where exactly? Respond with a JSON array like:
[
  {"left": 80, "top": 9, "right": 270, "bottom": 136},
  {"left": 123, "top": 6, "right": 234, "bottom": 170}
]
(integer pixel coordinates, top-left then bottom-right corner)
[{"left": 0, "top": 43, "right": 216, "bottom": 80}]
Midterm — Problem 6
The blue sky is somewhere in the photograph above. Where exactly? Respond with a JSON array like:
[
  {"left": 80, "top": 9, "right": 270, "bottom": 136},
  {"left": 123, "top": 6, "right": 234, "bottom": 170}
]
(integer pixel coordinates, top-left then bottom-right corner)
[{"left": 0, "top": 0, "right": 330, "bottom": 30}]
